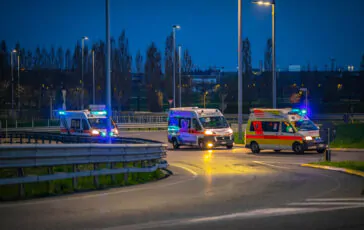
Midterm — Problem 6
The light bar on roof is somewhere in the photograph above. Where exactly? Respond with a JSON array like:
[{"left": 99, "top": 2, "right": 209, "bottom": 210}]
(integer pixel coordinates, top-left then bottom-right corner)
[{"left": 91, "top": 110, "right": 107, "bottom": 115}]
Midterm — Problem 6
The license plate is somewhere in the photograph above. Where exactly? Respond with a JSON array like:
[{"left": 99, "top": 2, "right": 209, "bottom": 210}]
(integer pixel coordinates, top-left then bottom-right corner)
[{"left": 221, "top": 141, "right": 226, "bottom": 145}]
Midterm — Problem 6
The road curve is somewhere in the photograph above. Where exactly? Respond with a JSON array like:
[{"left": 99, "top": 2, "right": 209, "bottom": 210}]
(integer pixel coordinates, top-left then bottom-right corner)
[{"left": 0, "top": 131, "right": 363, "bottom": 230}]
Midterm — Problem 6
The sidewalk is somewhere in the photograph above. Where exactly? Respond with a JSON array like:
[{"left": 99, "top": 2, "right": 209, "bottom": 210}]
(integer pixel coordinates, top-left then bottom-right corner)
[{"left": 301, "top": 163, "right": 364, "bottom": 178}]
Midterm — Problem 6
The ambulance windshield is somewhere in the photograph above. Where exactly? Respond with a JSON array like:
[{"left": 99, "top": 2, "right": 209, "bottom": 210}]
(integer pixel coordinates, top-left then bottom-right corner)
[
  {"left": 199, "top": 116, "right": 229, "bottom": 129},
  {"left": 88, "top": 118, "right": 116, "bottom": 129},
  {"left": 294, "top": 119, "right": 318, "bottom": 131}
]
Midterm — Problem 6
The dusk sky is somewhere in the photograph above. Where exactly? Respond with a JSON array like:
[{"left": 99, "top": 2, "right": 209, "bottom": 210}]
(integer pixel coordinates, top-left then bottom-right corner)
[{"left": 1, "top": 0, "right": 364, "bottom": 71}]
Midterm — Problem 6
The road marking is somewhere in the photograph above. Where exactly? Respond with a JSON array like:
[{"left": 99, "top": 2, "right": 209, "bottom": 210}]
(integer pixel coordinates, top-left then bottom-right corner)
[
  {"left": 306, "top": 198, "right": 364, "bottom": 202},
  {"left": 252, "top": 161, "right": 291, "bottom": 169},
  {"left": 100, "top": 205, "right": 364, "bottom": 230},
  {"left": 170, "top": 163, "right": 198, "bottom": 176},
  {"left": 0, "top": 168, "right": 197, "bottom": 208},
  {"left": 287, "top": 202, "right": 364, "bottom": 206}
]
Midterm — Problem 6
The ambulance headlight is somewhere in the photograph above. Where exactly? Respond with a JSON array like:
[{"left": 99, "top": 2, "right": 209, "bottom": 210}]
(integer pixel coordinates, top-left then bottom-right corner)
[
  {"left": 92, "top": 130, "right": 100, "bottom": 135},
  {"left": 305, "top": 136, "right": 313, "bottom": 141},
  {"left": 228, "top": 128, "right": 233, "bottom": 134},
  {"left": 113, "top": 128, "right": 119, "bottom": 134},
  {"left": 204, "top": 130, "right": 213, "bottom": 135}
]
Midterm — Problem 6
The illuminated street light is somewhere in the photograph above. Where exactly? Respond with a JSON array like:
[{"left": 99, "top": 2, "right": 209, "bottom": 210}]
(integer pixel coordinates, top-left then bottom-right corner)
[
  {"left": 252, "top": 0, "right": 276, "bottom": 108},
  {"left": 172, "top": 25, "right": 181, "bottom": 108}
]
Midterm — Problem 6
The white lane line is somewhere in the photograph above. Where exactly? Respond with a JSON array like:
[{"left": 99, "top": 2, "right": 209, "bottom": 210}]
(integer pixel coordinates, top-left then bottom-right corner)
[
  {"left": 170, "top": 163, "right": 198, "bottom": 177},
  {"left": 0, "top": 167, "right": 197, "bottom": 208},
  {"left": 252, "top": 161, "right": 291, "bottom": 169},
  {"left": 100, "top": 205, "right": 364, "bottom": 230},
  {"left": 287, "top": 202, "right": 364, "bottom": 206},
  {"left": 306, "top": 198, "right": 364, "bottom": 202}
]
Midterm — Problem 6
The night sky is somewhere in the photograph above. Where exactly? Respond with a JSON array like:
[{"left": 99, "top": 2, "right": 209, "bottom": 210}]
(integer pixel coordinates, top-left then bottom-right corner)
[{"left": 1, "top": 0, "right": 363, "bottom": 71}]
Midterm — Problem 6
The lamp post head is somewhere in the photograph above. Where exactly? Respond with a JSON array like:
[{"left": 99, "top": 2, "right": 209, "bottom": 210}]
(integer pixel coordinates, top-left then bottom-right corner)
[
  {"left": 172, "top": 25, "right": 181, "bottom": 29},
  {"left": 252, "top": 1, "right": 273, "bottom": 6},
  {"left": 82, "top": 36, "right": 89, "bottom": 40},
  {"left": 12, "top": 49, "right": 17, "bottom": 53}
]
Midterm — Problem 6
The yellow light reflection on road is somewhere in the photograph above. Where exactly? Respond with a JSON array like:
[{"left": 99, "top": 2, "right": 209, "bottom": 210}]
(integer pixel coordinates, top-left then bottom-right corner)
[{"left": 204, "top": 150, "right": 213, "bottom": 162}]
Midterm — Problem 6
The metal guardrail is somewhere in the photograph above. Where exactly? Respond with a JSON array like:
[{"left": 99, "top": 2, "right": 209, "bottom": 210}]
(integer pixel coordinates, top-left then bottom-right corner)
[
  {"left": 0, "top": 143, "right": 168, "bottom": 197},
  {"left": 0, "top": 131, "right": 164, "bottom": 144}
]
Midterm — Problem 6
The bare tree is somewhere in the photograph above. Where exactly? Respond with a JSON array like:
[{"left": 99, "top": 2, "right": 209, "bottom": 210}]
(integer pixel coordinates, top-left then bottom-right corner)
[{"left": 135, "top": 49, "right": 143, "bottom": 74}]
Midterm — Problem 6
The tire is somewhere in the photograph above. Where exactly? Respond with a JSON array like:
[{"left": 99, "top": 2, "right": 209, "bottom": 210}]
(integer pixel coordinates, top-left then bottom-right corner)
[
  {"left": 317, "top": 148, "right": 326, "bottom": 154},
  {"left": 199, "top": 140, "right": 205, "bottom": 150},
  {"left": 274, "top": 150, "right": 281, "bottom": 152},
  {"left": 172, "top": 138, "right": 180, "bottom": 149},
  {"left": 293, "top": 142, "right": 304, "bottom": 154},
  {"left": 251, "top": 142, "right": 260, "bottom": 154},
  {"left": 226, "top": 145, "right": 233, "bottom": 149}
]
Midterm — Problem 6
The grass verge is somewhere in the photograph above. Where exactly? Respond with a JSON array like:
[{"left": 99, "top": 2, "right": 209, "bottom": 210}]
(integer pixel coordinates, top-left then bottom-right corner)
[
  {"left": 0, "top": 163, "right": 166, "bottom": 201},
  {"left": 310, "top": 161, "right": 364, "bottom": 172},
  {"left": 330, "top": 124, "right": 364, "bottom": 148},
  {"left": 234, "top": 132, "right": 245, "bottom": 145}
]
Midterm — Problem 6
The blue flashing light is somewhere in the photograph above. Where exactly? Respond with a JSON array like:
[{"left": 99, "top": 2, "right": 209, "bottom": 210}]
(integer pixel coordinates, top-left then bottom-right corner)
[
  {"left": 59, "top": 111, "right": 66, "bottom": 115},
  {"left": 91, "top": 110, "right": 107, "bottom": 115},
  {"left": 301, "top": 109, "right": 307, "bottom": 114},
  {"left": 101, "top": 132, "right": 106, "bottom": 137}
]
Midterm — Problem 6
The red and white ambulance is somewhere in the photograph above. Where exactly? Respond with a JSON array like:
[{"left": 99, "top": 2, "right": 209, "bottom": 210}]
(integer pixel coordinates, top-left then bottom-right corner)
[{"left": 59, "top": 105, "right": 119, "bottom": 137}]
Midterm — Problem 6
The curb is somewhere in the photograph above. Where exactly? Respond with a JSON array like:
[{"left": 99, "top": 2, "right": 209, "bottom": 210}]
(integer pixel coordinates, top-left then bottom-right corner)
[
  {"left": 301, "top": 163, "right": 364, "bottom": 177},
  {"left": 330, "top": 148, "right": 364, "bottom": 152}
]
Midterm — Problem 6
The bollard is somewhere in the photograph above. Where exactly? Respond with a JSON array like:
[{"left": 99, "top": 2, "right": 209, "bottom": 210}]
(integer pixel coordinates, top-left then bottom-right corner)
[{"left": 325, "top": 128, "right": 331, "bottom": 162}]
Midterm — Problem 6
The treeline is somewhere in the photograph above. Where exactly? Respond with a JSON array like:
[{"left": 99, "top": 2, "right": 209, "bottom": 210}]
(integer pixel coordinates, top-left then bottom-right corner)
[{"left": 0, "top": 30, "right": 195, "bottom": 112}]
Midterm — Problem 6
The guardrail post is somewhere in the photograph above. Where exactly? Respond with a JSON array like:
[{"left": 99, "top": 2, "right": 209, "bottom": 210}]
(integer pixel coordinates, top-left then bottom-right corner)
[
  {"left": 48, "top": 119, "right": 50, "bottom": 127},
  {"left": 32, "top": 118, "right": 34, "bottom": 128},
  {"left": 73, "top": 165, "right": 78, "bottom": 190},
  {"left": 10, "top": 133, "right": 13, "bottom": 144},
  {"left": 20, "top": 134, "right": 23, "bottom": 144},
  {"left": 15, "top": 120, "right": 18, "bottom": 128},
  {"left": 93, "top": 164, "right": 99, "bottom": 188},
  {"left": 28, "top": 135, "right": 31, "bottom": 144},
  {"left": 123, "top": 162, "right": 128, "bottom": 185},
  {"left": 42, "top": 135, "right": 45, "bottom": 144},
  {"left": 110, "top": 163, "right": 116, "bottom": 184},
  {"left": 47, "top": 167, "right": 53, "bottom": 193},
  {"left": 17, "top": 168, "right": 25, "bottom": 198}
]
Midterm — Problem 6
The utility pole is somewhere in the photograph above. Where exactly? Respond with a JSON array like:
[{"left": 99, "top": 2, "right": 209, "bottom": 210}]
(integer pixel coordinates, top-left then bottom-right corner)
[
  {"left": 238, "top": 0, "right": 243, "bottom": 140},
  {"left": 105, "top": 0, "right": 112, "bottom": 143},
  {"left": 17, "top": 54, "right": 20, "bottom": 112},
  {"left": 92, "top": 50, "right": 95, "bottom": 104},
  {"left": 178, "top": 45, "right": 182, "bottom": 107}
]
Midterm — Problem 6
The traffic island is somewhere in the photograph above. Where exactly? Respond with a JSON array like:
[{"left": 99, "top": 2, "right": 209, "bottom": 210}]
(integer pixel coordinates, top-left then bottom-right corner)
[
  {"left": 330, "top": 124, "right": 364, "bottom": 149},
  {"left": 301, "top": 161, "right": 364, "bottom": 178}
]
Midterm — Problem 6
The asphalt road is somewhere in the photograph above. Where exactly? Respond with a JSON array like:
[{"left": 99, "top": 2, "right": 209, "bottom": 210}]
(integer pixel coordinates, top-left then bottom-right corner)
[{"left": 0, "top": 131, "right": 363, "bottom": 230}]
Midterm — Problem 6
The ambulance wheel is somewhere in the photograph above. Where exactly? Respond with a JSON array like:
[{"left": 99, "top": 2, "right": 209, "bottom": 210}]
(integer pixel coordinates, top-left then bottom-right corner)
[
  {"left": 293, "top": 142, "right": 304, "bottom": 154},
  {"left": 274, "top": 150, "right": 281, "bottom": 152},
  {"left": 251, "top": 142, "right": 260, "bottom": 154},
  {"left": 199, "top": 140, "right": 206, "bottom": 150},
  {"left": 226, "top": 145, "right": 233, "bottom": 149},
  {"left": 172, "top": 138, "right": 180, "bottom": 149}
]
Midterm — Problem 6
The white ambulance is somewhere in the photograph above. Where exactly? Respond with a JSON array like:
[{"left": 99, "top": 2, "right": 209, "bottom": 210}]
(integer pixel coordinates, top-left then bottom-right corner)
[
  {"left": 167, "top": 107, "right": 234, "bottom": 149},
  {"left": 59, "top": 105, "right": 119, "bottom": 137}
]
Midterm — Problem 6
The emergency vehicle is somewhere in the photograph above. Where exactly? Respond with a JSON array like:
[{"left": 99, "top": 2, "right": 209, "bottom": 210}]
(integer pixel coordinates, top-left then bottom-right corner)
[
  {"left": 245, "top": 108, "right": 326, "bottom": 154},
  {"left": 59, "top": 105, "right": 119, "bottom": 137},
  {"left": 167, "top": 107, "right": 234, "bottom": 149}
]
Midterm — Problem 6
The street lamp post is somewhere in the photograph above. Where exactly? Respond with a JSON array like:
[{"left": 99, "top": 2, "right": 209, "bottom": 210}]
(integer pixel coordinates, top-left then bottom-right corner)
[
  {"left": 10, "top": 49, "right": 17, "bottom": 114},
  {"left": 172, "top": 25, "right": 180, "bottom": 108},
  {"left": 92, "top": 49, "right": 95, "bottom": 104},
  {"left": 105, "top": 0, "right": 112, "bottom": 144},
  {"left": 81, "top": 36, "right": 88, "bottom": 110},
  {"left": 178, "top": 44, "right": 182, "bottom": 107},
  {"left": 17, "top": 54, "right": 20, "bottom": 112},
  {"left": 300, "top": 88, "right": 308, "bottom": 111},
  {"left": 252, "top": 0, "right": 276, "bottom": 108},
  {"left": 238, "top": 0, "right": 243, "bottom": 140}
]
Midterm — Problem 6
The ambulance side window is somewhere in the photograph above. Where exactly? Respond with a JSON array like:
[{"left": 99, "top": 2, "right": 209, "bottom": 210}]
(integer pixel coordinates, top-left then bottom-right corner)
[
  {"left": 168, "top": 117, "right": 179, "bottom": 127},
  {"left": 282, "top": 121, "right": 294, "bottom": 133},
  {"left": 180, "top": 118, "right": 190, "bottom": 130},
  {"left": 82, "top": 119, "right": 89, "bottom": 130},
  {"left": 261, "top": 121, "right": 280, "bottom": 132},
  {"left": 193, "top": 119, "right": 202, "bottom": 131},
  {"left": 71, "top": 119, "right": 81, "bottom": 130}
]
